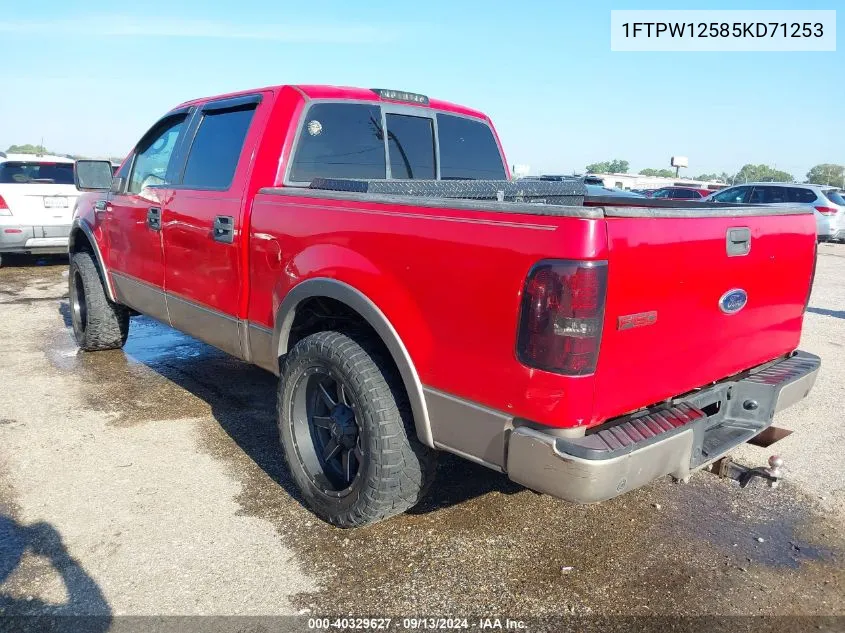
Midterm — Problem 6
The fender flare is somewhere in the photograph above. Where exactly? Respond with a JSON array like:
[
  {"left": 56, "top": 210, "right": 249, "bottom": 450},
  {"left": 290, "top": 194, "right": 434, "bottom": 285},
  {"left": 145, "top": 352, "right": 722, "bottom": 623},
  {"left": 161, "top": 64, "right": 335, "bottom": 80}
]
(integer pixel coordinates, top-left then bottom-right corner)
[
  {"left": 69, "top": 218, "right": 116, "bottom": 302},
  {"left": 272, "top": 278, "right": 434, "bottom": 448}
]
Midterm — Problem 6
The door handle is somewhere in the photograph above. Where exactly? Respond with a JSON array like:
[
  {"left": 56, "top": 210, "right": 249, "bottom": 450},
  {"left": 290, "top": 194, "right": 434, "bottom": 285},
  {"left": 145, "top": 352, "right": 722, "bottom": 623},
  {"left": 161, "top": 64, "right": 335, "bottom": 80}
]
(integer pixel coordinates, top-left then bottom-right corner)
[
  {"left": 213, "top": 215, "right": 235, "bottom": 244},
  {"left": 147, "top": 207, "right": 161, "bottom": 231}
]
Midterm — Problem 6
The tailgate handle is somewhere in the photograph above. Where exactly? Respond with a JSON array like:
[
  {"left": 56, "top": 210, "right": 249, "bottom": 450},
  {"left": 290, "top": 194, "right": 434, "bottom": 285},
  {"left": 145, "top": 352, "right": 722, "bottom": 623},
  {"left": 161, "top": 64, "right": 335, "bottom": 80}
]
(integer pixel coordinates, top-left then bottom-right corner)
[{"left": 727, "top": 227, "right": 751, "bottom": 257}]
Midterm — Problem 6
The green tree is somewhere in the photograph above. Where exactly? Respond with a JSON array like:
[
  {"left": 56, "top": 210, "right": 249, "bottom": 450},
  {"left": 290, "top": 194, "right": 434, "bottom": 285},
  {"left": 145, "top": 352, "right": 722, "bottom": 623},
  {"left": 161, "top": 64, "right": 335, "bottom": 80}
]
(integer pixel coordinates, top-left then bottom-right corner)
[
  {"left": 806, "top": 163, "right": 845, "bottom": 187},
  {"left": 6, "top": 143, "right": 49, "bottom": 155},
  {"left": 639, "top": 168, "right": 676, "bottom": 178},
  {"left": 586, "top": 159, "right": 629, "bottom": 174},
  {"left": 731, "top": 164, "right": 793, "bottom": 184}
]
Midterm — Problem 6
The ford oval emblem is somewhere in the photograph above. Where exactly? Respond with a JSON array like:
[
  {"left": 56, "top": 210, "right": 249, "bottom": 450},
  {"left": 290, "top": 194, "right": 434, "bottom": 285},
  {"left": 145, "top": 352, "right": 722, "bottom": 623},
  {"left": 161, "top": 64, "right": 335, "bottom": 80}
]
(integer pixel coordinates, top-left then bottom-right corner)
[{"left": 719, "top": 288, "right": 748, "bottom": 314}]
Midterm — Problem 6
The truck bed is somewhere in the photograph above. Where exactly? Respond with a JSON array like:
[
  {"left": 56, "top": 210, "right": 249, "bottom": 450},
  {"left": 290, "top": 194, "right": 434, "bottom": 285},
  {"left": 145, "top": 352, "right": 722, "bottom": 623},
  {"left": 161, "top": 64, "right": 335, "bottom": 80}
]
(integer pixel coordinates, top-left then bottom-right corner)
[{"left": 251, "top": 183, "right": 815, "bottom": 435}]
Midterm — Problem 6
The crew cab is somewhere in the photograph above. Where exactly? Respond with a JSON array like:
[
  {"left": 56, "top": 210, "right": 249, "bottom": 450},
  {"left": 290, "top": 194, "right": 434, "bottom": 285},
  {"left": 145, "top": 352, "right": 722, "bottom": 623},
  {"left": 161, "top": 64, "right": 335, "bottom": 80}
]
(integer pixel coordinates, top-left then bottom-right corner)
[
  {"left": 69, "top": 85, "right": 820, "bottom": 527},
  {"left": 0, "top": 152, "right": 79, "bottom": 266}
]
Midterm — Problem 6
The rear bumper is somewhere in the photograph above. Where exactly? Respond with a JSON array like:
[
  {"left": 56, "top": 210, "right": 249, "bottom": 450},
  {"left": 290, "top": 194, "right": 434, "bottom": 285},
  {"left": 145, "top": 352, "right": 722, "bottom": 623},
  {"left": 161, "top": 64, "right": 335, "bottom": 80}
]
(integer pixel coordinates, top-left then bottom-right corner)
[
  {"left": 506, "top": 351, "right": 820, "bottom": 503},
  {"left": 0, "top": 225, "right": 70, "bottom": 253}
]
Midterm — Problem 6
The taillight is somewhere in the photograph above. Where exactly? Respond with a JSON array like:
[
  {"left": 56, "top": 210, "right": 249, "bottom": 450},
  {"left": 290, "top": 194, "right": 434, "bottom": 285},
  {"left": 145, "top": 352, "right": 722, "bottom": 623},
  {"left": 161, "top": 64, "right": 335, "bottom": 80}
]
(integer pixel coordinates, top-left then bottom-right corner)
[
  {"left": 516, "top": 260, "right": 608, "bottom": 375},
  {"left": 815, "top": 206, "right": 837, "bottom": 215},
  {"left": 0, "top": 195, "right": 9, "bottom": 215}
]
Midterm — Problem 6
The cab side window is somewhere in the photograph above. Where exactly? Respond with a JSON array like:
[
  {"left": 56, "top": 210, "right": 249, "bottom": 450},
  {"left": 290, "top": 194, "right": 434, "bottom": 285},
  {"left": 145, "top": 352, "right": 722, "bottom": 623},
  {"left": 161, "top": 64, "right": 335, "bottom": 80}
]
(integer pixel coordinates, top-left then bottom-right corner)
[
  {"left": 180, "top": 104, "right": 258, "bottom": 189},
  {"left": 128, "top": 114, "right": 188, "bottom": 194}
]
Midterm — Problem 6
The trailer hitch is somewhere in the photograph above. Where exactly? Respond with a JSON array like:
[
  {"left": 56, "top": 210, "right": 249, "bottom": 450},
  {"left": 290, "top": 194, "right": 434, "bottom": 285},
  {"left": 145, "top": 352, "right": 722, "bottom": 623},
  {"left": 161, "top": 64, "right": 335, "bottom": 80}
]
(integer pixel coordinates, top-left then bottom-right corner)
[{"left": 710, "top": 455, "right": 784, "bottom": 489}]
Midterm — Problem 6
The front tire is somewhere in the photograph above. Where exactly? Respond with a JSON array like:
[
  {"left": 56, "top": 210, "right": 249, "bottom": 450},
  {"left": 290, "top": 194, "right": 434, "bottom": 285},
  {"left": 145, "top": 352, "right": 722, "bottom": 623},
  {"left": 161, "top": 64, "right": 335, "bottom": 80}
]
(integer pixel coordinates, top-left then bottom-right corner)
[
  {"left": 278, "top": 330, "right": 437, "bottom": 528},
  {"left": 69, "top": 251, "right": 129, "bottom": 351}
]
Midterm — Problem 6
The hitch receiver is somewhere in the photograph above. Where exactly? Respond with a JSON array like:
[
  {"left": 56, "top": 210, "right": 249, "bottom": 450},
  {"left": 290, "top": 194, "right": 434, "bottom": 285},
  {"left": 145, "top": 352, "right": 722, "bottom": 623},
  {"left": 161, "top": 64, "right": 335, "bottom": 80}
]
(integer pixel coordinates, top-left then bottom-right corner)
[{"left": 710, "top": 455, "right": 784, "bottom": 489}]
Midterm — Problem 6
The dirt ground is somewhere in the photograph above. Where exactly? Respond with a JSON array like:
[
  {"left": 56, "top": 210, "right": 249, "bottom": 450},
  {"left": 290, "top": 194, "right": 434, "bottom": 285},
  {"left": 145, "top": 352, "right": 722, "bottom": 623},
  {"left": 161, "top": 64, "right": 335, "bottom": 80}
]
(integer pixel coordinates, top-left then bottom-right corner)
[{"left": 0, "top": 246, "right": 843, "bottom": 631}]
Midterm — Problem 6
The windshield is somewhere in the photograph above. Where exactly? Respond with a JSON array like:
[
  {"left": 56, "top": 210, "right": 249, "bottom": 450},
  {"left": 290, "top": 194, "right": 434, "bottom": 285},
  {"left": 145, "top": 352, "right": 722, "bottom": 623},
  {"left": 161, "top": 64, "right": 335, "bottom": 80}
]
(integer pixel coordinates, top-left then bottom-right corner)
[{"left": 0, "top": 161, "right": 75, "bottom": 184}]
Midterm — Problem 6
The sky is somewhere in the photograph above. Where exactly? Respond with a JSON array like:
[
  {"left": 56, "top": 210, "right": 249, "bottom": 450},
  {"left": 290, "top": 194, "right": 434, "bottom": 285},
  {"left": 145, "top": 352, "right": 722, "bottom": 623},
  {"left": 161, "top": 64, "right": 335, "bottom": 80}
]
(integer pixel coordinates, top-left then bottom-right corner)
[{"left": 2, "top": 0, "right": 842, "bottom": 179}]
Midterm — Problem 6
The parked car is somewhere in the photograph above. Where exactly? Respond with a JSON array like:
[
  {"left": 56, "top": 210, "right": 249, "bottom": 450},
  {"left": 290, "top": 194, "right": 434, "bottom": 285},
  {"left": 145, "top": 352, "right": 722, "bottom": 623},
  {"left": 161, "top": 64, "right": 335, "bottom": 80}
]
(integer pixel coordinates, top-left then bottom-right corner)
[
  {"left": 0, "top": 152, "right": 79, "bottom": 266},
  {"left": 69, "top": 84, "right": 819, "bottom": 527},
  {"left": 650, "top": 186, "right": 712, "bottom": 200},
  {"left": 704, "top": 182, "right": 845, "bottom": 241}
]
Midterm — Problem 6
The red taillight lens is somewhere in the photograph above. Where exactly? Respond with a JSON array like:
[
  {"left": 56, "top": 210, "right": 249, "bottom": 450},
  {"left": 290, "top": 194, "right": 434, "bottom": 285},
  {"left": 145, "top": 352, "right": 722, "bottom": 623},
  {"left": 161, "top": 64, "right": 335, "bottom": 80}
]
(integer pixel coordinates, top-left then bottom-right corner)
[
  {"left": 0, "top": 195, "right": 7, "bottom": 210},
  {"left": 815, "top": 206, "right": 837, "bottom": 215},
  {"left": 516, "top": 260, "right": 608, "bottom": 375}
]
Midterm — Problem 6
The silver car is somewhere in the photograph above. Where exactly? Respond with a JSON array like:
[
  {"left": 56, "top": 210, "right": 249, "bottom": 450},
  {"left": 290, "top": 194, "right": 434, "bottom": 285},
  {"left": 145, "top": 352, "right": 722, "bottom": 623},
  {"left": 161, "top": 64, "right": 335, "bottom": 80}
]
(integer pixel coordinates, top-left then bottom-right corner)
[{"left": 704, "top": 182, "right": 845, "bottom": 241}]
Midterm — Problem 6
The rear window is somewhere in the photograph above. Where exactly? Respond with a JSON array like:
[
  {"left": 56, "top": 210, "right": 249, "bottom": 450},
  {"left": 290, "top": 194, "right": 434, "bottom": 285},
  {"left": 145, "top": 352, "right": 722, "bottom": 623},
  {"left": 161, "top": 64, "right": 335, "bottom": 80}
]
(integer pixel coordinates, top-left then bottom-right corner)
[
  {"left": 436, "top": 114, "right": 506, "bottom": 180},
  {"left": 823, "top": 189, "right": 845, "bottom": 206},
  {"left": 386, "top": 114, "right": 435, "bottom": 179},
  {"left": 288, "top": 104, "right": 506, "bottom": 183},
  {"left": 289, "top": 103, "right": 386, "bottom": 183},
  {"left": 0, "top": 161, "right": 74, "bottom": 185}
]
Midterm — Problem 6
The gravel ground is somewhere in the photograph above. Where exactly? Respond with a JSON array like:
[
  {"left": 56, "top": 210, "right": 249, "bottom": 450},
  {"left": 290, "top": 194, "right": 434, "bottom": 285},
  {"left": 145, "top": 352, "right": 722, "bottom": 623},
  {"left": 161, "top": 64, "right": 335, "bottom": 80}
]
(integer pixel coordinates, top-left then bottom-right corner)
[{"left": 0, "top": 247, "right": 843, "bottom": 630}]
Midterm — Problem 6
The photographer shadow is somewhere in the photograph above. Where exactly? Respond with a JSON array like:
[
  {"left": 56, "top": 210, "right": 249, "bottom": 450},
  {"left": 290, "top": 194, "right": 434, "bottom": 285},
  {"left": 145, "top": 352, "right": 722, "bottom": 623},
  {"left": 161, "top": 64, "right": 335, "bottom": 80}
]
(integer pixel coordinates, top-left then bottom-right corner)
[{"left": 0, "top": 514, "right": 111, "bottom": 632}]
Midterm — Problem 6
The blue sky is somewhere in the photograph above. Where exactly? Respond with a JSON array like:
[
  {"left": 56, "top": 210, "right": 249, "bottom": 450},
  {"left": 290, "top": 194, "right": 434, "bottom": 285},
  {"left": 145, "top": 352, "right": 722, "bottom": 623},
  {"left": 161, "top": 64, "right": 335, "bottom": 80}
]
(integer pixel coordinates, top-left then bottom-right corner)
[{"left": 2, "top": 0, "right": 842, "bottom": 179}]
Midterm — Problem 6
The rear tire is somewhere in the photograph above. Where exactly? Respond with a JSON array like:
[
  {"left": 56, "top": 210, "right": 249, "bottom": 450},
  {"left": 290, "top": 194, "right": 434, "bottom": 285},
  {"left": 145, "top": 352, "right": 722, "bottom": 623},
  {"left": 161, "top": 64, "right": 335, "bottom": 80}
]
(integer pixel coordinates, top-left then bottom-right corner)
[
  {"left": 69, "top": 251, "right": 129, "bottom": 351},
  {"left": 278, "top": 330, "right": 437, "bottom": 528}
]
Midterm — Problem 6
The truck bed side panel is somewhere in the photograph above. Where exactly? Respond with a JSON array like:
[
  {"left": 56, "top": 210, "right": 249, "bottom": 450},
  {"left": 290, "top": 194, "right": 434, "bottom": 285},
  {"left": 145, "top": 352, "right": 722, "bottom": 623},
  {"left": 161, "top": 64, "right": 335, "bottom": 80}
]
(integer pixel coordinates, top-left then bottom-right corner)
[{"left": 248, "top": 192, "right": 606, "bottom": 427}]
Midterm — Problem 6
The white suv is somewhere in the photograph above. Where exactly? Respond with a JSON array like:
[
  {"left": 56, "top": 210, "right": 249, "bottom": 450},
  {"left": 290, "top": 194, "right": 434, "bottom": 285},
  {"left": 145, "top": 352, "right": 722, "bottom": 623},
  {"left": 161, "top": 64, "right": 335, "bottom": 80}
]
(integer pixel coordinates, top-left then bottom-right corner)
[
  {"left": 705, "top": 182, "right": 845, "bottom": 241},
  {"left": 0, "top": 152, "right": 80, "bottom": 266}
]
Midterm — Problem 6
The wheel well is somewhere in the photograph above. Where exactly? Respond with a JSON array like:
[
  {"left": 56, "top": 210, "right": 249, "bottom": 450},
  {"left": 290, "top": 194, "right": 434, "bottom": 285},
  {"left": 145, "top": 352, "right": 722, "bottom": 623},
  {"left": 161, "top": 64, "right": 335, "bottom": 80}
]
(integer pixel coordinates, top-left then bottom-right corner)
[
  {"left": 70, "top": 228, "right": 94, "bottom": 255},
  {"left": 287, "top": 296, "right": 404, "bottom": 393},
  {"left": 289, "top": 296, "right": 384, "bottom": 351}
]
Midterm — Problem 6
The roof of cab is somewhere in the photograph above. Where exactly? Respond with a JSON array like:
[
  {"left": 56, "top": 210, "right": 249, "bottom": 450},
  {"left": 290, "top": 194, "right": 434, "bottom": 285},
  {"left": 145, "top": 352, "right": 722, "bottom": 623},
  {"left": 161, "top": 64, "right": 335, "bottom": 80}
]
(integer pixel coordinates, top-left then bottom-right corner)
[{"left": 175, "top": 84, "right": 490, "bottom": 121}]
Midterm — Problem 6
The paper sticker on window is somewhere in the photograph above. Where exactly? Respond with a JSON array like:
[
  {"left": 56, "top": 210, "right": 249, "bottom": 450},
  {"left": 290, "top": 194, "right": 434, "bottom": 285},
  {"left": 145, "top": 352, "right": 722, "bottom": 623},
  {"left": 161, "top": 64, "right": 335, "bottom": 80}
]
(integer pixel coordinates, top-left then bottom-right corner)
[{"left": 307, "top": 120, "right": 323, "bottom": 136}]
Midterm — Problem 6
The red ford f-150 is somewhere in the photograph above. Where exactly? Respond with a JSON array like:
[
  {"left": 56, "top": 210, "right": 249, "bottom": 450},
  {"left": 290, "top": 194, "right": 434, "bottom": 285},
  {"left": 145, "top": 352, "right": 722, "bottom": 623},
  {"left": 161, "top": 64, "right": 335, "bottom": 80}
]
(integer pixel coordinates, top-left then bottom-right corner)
[{"left": 69, "top": 85, "right": 820, "bottom": 527}]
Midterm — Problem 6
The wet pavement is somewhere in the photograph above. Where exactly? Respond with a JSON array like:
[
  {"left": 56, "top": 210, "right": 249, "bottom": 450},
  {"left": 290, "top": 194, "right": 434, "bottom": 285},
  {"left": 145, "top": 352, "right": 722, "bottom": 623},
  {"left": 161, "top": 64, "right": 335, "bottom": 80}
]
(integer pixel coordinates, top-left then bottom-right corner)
[{"left": 0, "top": 249, "right": 844, "bottom": 623}]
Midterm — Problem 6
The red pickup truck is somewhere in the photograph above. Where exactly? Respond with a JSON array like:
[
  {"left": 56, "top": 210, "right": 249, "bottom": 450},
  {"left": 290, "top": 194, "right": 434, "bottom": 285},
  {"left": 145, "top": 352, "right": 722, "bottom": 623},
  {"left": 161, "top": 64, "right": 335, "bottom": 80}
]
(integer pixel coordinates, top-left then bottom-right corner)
[{"left": 69, "top": 85, "right": 820, "bottom": 527}]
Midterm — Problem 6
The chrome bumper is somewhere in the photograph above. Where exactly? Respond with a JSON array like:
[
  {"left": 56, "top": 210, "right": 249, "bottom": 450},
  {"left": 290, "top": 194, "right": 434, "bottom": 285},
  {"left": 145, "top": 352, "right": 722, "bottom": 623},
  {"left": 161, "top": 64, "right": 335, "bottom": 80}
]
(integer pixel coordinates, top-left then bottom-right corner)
[{"left": 506, "top": 351, "right": 820, "bottom": 503}]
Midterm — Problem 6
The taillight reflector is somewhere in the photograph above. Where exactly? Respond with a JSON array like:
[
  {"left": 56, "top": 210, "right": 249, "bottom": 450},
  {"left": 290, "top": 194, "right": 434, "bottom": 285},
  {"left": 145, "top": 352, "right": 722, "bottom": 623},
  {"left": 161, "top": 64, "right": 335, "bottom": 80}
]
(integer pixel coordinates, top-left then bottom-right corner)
[
  {"left": 4, "top": 228, "right": 22, "bottom": 234},
  {"left": 815, "top": 206, "right": 838, "bottom": 215},
  {"left": 516, "top": 260, "right": 608, "bottom": 375}
]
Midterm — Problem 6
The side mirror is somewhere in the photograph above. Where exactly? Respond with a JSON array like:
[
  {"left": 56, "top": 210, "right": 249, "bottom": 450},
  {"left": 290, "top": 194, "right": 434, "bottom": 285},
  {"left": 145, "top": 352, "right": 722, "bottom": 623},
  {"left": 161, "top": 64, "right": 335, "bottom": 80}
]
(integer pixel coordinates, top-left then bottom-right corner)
[
  {"left": 74, "top": 160, "right": 114, "bottom": 191},
  {"left": 110, "top": 177, "right": 125, "bottom": 194}
]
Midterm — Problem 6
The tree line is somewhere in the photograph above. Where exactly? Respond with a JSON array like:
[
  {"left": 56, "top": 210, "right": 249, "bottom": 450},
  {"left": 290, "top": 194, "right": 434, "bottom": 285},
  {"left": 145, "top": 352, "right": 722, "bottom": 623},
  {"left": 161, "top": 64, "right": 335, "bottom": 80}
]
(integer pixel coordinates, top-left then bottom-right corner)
[{"left": 585, "top": 159, "right": 845, "bottom": 187}]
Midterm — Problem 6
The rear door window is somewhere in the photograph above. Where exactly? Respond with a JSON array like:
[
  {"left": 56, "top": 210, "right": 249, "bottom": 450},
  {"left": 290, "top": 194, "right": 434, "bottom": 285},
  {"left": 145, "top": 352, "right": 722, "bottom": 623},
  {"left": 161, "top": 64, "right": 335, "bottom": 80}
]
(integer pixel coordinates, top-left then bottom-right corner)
[
  {"left": 749, "top": 186, "right": 788, "bottom": 204},
  {"left": 0, "top": 162, "right": 74, "bottom": 185},
  {"left": 385, "top": 114, "right": 435, "bottom": 179},
  {"left": 181, "top": 104, "right": 257, "bottom": 189},
  {"left": 651, "top": 189, "right": 671, "bottom": 198},
  {"left": 436, "top": 114, "right": 506, "bottom": 180},
  {"left": 672, "top": 189, "right": 699, "bottom": 199},
  {"left": 289, "top": 103, "right": 385, "bottom": 182},
  {"left": 786, "top": 187, "right": 818, "bottom": 204}
]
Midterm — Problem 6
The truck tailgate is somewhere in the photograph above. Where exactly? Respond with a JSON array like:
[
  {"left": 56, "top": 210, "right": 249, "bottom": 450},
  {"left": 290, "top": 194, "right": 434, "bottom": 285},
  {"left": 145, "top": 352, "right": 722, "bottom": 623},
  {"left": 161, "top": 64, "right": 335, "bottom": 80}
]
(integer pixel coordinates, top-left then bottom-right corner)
[{"left": 593, "top": 210, "right": 816, "bottom": 425}]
